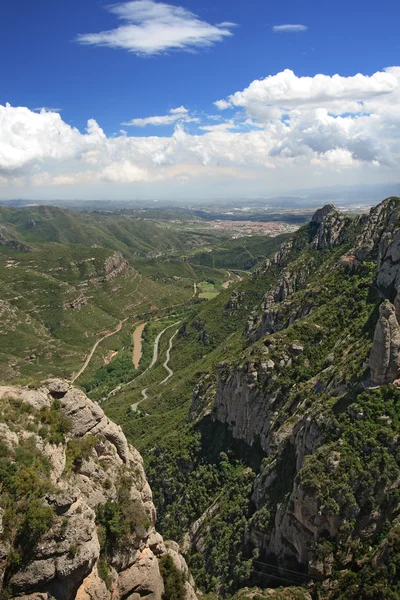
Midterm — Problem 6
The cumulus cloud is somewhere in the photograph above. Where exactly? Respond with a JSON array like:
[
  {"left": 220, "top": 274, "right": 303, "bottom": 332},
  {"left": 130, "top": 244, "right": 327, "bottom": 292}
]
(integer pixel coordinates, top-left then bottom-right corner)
[
  {"left": 0, "top": 103, "right": 105, "bottom": 171},
  {"left": 1, "top": 67, "right": 400, "bottom": 198},
  {"left": 215, "top": 68, "right": 399, "bottom": 116},
  {"left": 76, "top": 0, "right": 235, "bottom": 56},
  {"left": 272, "top": 24, "right": 308, "bottom": 32},
  {"left": 122, "top": 106, "right": 197, "bottom": 127}
]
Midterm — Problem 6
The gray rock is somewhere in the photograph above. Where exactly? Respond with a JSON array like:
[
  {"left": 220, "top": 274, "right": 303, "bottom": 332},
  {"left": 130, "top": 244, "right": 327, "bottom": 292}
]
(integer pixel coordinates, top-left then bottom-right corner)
[
  {"left": 0, "top": 383, "right": 198, "bottom": 600},
  {"left": 370, "top": 300, "right": 400, "bottom": 385},
  {"left": 291, "top": 343, "right": 304, "bottom": 354},
  {"left": 311, "top": 205, "right": 350, "bottom": 251},
  {"left": 118, "top": 548, "right": 164, "bottom": 600},
  {"left": 45, "top": 379, "right": 70, "bottom": 396}
]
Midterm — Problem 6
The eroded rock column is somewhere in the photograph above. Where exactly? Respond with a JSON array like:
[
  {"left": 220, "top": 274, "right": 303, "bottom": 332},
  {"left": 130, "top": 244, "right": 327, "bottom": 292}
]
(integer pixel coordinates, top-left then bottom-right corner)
[{"left": 370, "top": 300, "right": 400, "bottom": 385}]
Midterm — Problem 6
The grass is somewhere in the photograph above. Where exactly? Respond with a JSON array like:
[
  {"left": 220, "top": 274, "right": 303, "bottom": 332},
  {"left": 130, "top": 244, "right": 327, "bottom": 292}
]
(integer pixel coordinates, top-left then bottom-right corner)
[{"left": 198, "top": 281, "right": 220, "bottom": 300}]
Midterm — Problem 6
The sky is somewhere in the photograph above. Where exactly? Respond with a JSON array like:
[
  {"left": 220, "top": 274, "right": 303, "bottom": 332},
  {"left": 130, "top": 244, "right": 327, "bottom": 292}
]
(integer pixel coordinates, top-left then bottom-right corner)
[{"left": 1, "top": 0, "right": 400, "bottom": 201}]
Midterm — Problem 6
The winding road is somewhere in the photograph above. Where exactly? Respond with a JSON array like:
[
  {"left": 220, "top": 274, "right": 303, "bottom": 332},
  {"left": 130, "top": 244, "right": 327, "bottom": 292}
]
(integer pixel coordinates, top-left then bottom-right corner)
[
  {"left": 160, "top": 326, "right": 180, "bottom": 385},
  {"left": 71, "top": 317, "right": 129, "bottom": 383},
  {"left": 104, "top": 319, "right": 181, "bottom": 402},
  {"left": 130, "top": 320, "right": 181, "bottom": 411}
]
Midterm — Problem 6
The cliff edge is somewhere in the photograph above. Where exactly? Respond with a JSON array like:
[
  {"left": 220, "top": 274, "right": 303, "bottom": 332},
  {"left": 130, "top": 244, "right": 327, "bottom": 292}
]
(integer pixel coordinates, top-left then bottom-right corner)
[{"left": 0, "top": 379, "right": 197, "bottom": 600}]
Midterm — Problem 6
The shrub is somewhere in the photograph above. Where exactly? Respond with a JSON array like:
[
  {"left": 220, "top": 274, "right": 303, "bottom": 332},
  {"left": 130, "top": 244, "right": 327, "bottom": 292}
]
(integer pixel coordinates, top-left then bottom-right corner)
[
  {"left": 159, "top": 554, "right": 187, "bottom": 600},
  {"left": 65, "top": 435, "right": 97, "bottom": 472}
]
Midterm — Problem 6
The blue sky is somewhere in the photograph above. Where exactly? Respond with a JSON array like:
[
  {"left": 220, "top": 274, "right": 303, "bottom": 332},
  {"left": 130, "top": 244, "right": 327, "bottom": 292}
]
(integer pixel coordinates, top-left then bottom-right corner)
[{"left": 1, "top": 0, "right": 400, "bottom": 200}]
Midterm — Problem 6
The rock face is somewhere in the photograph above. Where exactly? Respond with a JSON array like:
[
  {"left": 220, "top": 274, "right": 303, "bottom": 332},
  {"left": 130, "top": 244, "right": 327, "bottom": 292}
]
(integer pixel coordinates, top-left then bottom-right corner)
[
  {"left": 247, "top": 205, "right": 350, "bottom": 342},
  {"left": 62, "top": 293, "right": 89, "bottom": 311},
  {"left": 188, "top": 199, "right": 400, "bottom": 581},
  {"left": 104, "top": 252, "right": 128, "bottom": 280},
  {"left": 369, "top": 300, "right": 400, "bottom": 385},
  {"left": 0, "top": 227, "right": 32, "bottom": 252},
  {"left": 355, "top": 197, "right": 400, "bottom": 264},
  {"left": 310, "top": 204, "right": 350, "bottom": 251},
  {"left": 193, "top": 356, "right": 331, "bottom": 574},
  {"left": 0, "top": 380, "right": 197, "bottom": 600}
]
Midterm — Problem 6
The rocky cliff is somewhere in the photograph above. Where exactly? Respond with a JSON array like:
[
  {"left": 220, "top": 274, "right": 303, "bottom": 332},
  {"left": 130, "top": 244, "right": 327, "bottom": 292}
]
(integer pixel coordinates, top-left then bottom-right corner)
[
  {"left": 309, "top": 204, "right": 350, "bottom": 251},
  {"left": 187, "top": 198, "right": 400, "bottom": 591},
  {"left": 246, "top": 204, "right": 354, "bottom": 342},
  {"left": 0, "top": 380, "right": 197, "bottom": 600}
]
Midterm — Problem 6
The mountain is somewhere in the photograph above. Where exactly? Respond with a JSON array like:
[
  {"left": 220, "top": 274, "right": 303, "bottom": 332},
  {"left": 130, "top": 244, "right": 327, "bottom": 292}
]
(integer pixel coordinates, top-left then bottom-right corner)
[
  {"left": 101, "top": 197, "right": 400, "bottom": 599},
  {"left": 2, "top": 197, "right": 400, "bottom": 599},
  {"left": 0, "top": 205, "right": 215, "bottom": 257}
]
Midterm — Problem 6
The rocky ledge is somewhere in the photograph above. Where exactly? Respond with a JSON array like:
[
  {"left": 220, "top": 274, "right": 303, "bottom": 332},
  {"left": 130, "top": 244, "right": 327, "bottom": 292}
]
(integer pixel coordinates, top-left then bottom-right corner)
[{"left": 0, "top": 379, "right": 197, "bottom": 600}]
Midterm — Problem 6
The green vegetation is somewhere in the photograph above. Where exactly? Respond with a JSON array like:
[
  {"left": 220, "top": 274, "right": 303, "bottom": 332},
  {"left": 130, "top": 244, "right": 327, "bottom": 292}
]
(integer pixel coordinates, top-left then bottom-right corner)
[
  {"left": 0, "top": 434, "right": 55, "bottom": 579},
  {"left": 96, "top": 471, "right": 151, "bottom": 585},
  {"left": 198, "top": 280, "right": 220, "bottom": 300},
  {"left": 65, "top": 435, "right": 98, "bottom": 472},
  {"left": 187, "top": 234, "right": 288, "bottom": 271},
  {"left": 101, "top": 211, "right": 398, "bottom": 596},
  {"left": 159, "top": 554, "right": 187, "bottom": 600}
]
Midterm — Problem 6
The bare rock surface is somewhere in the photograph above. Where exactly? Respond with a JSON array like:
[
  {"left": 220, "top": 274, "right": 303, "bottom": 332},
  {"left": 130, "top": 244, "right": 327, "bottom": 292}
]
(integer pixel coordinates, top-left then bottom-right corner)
[
  {"left": 310, "top": 205, "right": 349, "bottom": 251},
  {"left": 0, "top": 380, "right": 197, "bottom": 600},
  {"left": 369, "top": 300, "right": 400, "bottom": 385}
]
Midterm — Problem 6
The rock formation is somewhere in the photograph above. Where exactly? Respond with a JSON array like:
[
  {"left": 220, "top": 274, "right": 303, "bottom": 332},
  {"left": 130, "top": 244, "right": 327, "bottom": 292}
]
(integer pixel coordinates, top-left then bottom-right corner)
[
  {"left": 62, "top": 293, "right": 89, "bottom": 311},
  {"left": 0, "top": 227, "right": 32, "bottom": 252},
  {"left": 247, "top": 205, "right": 350, "bottom": 342},
  {"left": 369, "top": 300, "right": 400, "bottom": 385},
  {"left": 310, "top": 204, "right": 350, "bottom": 250},
  {"left": 355, "top": 197, "right": 400, "bottom": 263},
  {"left": 104, "top": 252, "right": 129, "bottom": 280},
  {"left": 0, "top": 380, "right": 197, "bottom": 600}
]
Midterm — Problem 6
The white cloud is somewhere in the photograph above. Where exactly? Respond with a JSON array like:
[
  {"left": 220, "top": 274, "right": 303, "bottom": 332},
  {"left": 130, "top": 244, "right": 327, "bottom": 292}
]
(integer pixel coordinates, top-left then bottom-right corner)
[
  {"left": 214, "top": 99, "right": 231, "bottom": 110},
  {"left": 272, "top": 24, "right": 308, "bottom": 32},
  {"left": 76, "top": 0, "right": 235, "bottom": 56},
  {"left": 216, "top": 68, "right": 399, "bottom": 117},
  {"left": 0, "top": 103, "right": 105, "bottom": 171},
  {"left": 199, "top": 120, "right": 237, "bottom": 132},
  {"left": 1, "top": 67, "right": 400, "bottom": 199},
  {"left": 122, "top": 106, "right": 197, "bottom": 126},
  {"left": 102, "top": 161, "right": 149, "bottom": 182}
]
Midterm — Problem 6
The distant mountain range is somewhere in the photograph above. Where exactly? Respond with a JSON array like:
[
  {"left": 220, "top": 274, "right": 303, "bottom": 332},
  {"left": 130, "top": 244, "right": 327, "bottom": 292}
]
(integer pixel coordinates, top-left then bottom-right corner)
[{"left": 1, "top": 182, "right": 400, "bottom": 211}]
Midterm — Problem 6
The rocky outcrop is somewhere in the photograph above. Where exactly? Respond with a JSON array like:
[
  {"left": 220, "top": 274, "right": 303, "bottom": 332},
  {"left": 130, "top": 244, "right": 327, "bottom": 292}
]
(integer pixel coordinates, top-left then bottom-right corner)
[
  {"left": 185, "top": 198, "right": 400, "bottom": 590},
  {"left": 89, "top": 252, "right": 129, "bottom": 286},
  {"left": 247, "top": 205, "right": 350, "bottom": 342},
  {"left": 192, "top": 352, "right": 335, "bottom": 575},
  {"left": 63, "top": 293, "right": 89, "bottom": 311},
  {"left": 247, "top": 266, "right": 312, "bottom": 342},
  {"left": 224, "top": 291, "right": 244, "bottom": 316},
  {"left": 310, "top": 205, "right": 350, "bottom": 251},
  {"left": 189, "top": 375, "right": 216, "bottom": 422},
  {"left": 354, "top": 197, "right": 400, "bottom": 264},
  {"left": 0, "top": 380, "right": 197, "bottom": 600},
  {"left": 104, "top": 252, "right": 128, "bottom": 280},
  {"left": 369, "top": 300, "right": 400, "bottom": 385},
  {"left": 0, "top": 228, "right": 32, "bottom": 252},
  {"left": 212, "top": 361, "right": 276, "bottom": 452}
]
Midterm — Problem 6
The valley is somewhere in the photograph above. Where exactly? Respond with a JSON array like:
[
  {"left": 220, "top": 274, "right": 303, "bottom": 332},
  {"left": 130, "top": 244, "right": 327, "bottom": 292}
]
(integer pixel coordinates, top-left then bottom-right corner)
[{"left": 2, "top": 199, "right": 400, "bottom": 600}]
